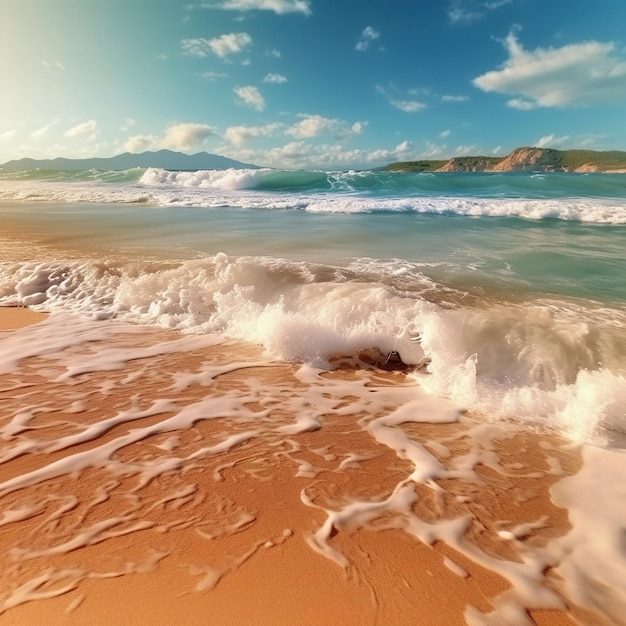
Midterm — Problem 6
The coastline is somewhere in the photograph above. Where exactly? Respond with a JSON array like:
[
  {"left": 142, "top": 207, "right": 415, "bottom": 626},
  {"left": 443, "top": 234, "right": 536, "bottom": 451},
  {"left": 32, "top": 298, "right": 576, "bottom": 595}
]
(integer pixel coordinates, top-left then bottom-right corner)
[{"left": 0, "top": 306, "right": 615, "bottom": 625}]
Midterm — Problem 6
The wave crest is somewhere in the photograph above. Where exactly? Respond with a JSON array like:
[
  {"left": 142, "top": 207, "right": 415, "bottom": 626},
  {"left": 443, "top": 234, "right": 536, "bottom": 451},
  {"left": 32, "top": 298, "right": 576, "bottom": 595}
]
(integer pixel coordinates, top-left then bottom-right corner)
[{"left": 1, "top": 254, "right": 625, "bottom": 445}]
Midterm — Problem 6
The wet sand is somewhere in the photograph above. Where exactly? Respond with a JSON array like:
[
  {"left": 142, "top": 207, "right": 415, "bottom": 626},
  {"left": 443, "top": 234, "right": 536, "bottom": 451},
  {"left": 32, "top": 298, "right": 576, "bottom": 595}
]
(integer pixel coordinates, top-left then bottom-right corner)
[
  {"left": 0, "top": 307, "right": 48, "bottom": 330},
  {"left": 0, "top": 308, "right": 611, "bottom": 625}
]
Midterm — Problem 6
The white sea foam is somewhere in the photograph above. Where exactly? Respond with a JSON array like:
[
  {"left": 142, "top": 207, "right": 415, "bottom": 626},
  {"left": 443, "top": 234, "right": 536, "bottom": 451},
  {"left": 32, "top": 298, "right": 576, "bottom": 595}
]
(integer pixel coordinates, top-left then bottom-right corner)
[
  {"left": 138, "top": 167, "right": 273, "bottom": 190},
  {"left": 1, "top": 313, "right": 625, "bottom": 620},
  {"left": 1, "top": 175, "right": 626, "bottom": 222},
  {"left": 1, "top": 254, "right": 624, "bottom": 445}
]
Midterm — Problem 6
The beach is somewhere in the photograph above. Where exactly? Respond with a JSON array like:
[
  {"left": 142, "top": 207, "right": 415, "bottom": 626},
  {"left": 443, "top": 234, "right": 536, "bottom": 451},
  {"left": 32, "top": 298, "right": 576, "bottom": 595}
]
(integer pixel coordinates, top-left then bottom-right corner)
[
  {"left": 0, "top": 306, "right": 610, "bottom": 626},
  {"left": 0, "top": 169, "right": 625, "bottom": 625}
]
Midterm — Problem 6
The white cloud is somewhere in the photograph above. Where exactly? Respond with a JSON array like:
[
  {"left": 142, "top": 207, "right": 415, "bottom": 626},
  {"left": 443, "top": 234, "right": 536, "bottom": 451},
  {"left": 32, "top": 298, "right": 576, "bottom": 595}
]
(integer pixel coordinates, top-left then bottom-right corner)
[
  {"left": 181, "top": 32, "right": 252, "bottom": 58},
  {"left": 453, "top": 144, "right": 477, "bottom": 156},
  {"left": 441, "top": 94, "right": 469, "bottom": 102},
  {"left": 448, "top": 0, "right": 483, "bottom": 22},
  {"left": 473, "top": 32, "right": 626, "bottom": 109},
  {"left": 448, "top": 0, "right": 513, "bottom": 23},
  {"left": 181, "top": 38, "right": 212, "bottom": 58},
  {"left": 492, "top": 145, "right": 502, "bottom": 155},
  {"left": 163, "top": 123, "right": 217, "bottom": 150},
  {"left": 355, "top": 26, "right": 380, "bottom": 52},
  {"left": 390, "top": 99, "right": 427, "bottom": 113},
  {"left": 484, "top": 0, "right": 514, "bottom": 8},
  {"left": 198, "top": 0, "right": 311, "bottom": 15},
  {"left": 267, "top": 49, "right": 281, "bottom": 58},
  {"left": 201, "top": 71, "right": 228, "bottom": 81},
  {"left": 124, "top": 134, "right": 158, "bottom": 153},
  {"left": 421, "top": 141, "right": 448, "bottom": 158},
  {"left": 506, "top": 97, "right": 536, "bottom": 111},
  {"left": 377, "top": 84, "right": 427, "bottom": 113},
  {"left": 42, "top": 60, "right": 65, "bottom": 70},
  {"left": 0, "top": 129, "right": 17, "bottom": 141},
  {"left": 210, "top": 32, "right": 253, "bottom": 58},
  {"left": 438, "top": 129, "right": 451, "bottom": 139},
  {"left": 286, "top": 114, "right": 336, "bottom": 138},
  {"left": 120, "top": 118, "right": 136, "bottom": 132},
  {"left": 536, "top": 133, "right": 570, "bottom": 149},
  {"left": 234, "top": 85, "right": 266, "bottom": 111},
  {"left": 285, "top": 114, "right": 365, "bottom": 139},
  {"left": 64, "top": 120, "right": 98, "bottom": 139},
  {"left": 224, "top": 123, "right": 283, "bottom": 146},
  {"left": 31, "top": 120, "right": 59, "bottom": 139},
  {"left": 238, "top": 138, "right": 412, "bottom": 169},
  {"left": 124, "top": 123, "right": 217, "bottom": 153},
  {"left": 263, "top": 72, "right": 287, "bottom": 84}
]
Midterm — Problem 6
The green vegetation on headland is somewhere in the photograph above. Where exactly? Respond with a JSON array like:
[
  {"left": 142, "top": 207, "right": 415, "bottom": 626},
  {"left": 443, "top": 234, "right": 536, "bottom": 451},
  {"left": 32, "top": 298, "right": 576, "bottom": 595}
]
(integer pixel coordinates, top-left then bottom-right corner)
[{"left": 384, "top": 147, "right": 626, "bottom": 173}]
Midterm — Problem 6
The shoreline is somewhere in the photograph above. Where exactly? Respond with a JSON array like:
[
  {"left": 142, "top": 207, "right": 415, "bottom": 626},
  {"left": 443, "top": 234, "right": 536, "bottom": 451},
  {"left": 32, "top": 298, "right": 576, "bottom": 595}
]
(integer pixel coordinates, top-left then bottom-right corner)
[{"left": 0, "top": 306, "right": 618, "bottom": 624}]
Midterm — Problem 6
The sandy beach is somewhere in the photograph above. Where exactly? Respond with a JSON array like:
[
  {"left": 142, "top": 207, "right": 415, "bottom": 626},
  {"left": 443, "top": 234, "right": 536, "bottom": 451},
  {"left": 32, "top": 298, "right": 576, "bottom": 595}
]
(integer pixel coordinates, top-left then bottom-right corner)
[{"left": 1, "top": 306, "right": 617, "bottom": 626}]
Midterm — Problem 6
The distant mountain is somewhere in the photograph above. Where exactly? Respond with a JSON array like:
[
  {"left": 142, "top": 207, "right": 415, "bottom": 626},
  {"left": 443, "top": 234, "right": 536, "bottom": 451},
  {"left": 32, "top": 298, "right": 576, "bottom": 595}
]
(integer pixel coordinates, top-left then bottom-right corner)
[
  {"left": 384, "top": 147, "right": 626, "bottom": 173},
  {"left": 0, "top": 149, "right": 260, "bottom": 171}
]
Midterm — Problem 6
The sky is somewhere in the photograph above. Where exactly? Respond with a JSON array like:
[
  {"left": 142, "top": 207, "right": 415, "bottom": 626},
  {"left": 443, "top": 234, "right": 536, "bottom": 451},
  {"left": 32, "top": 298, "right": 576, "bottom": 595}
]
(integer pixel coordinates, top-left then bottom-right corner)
[{"left": 1, "top": 0, "right": 626, "bottom": 169}]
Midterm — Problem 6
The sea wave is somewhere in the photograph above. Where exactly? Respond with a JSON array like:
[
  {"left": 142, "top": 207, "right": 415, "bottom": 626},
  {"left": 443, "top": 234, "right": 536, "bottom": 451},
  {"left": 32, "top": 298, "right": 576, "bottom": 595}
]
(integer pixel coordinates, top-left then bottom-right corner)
[
  {"left": 1, "top": 254, "right": 624, "bottom": 445},
  {"left": 1, "top": 180, "right": 625, "bottom": 224}
]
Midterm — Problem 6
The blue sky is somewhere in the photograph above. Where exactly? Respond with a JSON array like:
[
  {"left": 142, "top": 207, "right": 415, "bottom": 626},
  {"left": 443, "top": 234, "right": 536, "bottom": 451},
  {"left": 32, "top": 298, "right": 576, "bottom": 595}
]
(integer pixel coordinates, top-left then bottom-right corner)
[{"left": 1, "top": 0, "right": 626, "bottom": 168}]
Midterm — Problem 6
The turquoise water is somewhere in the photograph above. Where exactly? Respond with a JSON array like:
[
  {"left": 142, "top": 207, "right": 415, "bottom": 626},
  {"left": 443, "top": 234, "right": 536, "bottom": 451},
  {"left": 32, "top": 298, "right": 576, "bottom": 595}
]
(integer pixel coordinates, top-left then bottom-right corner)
[
  {"left": 1, "top": 199, "right": 624, "bottom": 302},
  {"left": 1, "top": 167, "right": 625, "bottom": 444}
]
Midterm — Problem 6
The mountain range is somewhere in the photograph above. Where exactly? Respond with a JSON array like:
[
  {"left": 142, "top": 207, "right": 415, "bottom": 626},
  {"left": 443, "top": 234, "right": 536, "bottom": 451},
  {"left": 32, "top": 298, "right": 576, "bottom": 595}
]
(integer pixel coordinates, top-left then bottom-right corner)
[{"left": 0, "top": 149, "right": 259, "bottom": 171}]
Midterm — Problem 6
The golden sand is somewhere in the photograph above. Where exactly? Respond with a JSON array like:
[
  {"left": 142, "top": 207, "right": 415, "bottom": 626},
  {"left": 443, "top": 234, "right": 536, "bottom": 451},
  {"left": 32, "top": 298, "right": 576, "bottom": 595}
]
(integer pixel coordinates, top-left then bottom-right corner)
[
  {"left": 0, "top": 307, "right": 48, "bottom": 330},
  {"left": 0, "top": 308, "right": 603, "bottom": 625}
]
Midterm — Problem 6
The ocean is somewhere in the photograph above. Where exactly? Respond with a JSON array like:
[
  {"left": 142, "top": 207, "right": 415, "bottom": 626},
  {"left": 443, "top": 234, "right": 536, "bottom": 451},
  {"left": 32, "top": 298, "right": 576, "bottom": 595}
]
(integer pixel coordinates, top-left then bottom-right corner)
[{"left": 0, "top": 166, "right": 625, "bottom": 622}]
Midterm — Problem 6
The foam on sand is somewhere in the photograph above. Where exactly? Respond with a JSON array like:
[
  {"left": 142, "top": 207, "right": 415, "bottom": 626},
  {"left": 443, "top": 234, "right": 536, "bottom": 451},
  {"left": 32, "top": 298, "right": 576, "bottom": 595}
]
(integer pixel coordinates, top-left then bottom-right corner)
[{"left": 0, "top": 311, "right": 624, "bottom": 624}]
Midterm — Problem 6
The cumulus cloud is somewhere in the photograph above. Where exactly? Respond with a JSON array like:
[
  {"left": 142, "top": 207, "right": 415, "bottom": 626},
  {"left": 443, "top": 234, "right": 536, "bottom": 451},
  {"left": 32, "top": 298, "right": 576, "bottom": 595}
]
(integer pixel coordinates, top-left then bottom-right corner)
[
  {"left": 438, "top": 129, "right": 451, "bottom": 139},
  {"left": 234, "top": 85, "right": 266, "bottom": 110},
  {"left": 224, "top": 123, "right": 283, "bottom": 146},
  {"left": 355, "top": 26, "right": 380, "bottom": 52},
  {"left": 124, "top": 135, "right": 157, "bottom": 153},
  {"left": 163, "top": 123, "right": 217, "bottom": 150},
  {"left": 238, "top": 139, "right": 412, "bottom": 169},
  {"left": 124, "top": 122, "right": 217, "bottom": 153},
  {"left": 286, "top": 115, "right": 335, "bottom": 138},
  {"left": 181, "top": 32, "right": 252, "bottom": 58},
  {"left": 473, "top": 32, "right": 626, "bottom": 109},
  {"left": 285, "top": 114, "right": 365, "bottom": 139},
  {"left": 263, "top": 72, "right": 287, "bottom": 84},
  {"left": 197, "top": 0, "right": 311, "bottom": 15},
  {"left": 64, "top": 120, "right": 98, "bottom": 139}
]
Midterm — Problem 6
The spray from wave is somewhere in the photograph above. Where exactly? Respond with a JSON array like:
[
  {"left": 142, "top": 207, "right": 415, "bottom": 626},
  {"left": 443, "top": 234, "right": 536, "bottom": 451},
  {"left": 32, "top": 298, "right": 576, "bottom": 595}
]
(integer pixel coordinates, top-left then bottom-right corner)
[
  {"left": 1, "top": 254, "right": 624, "bottom": 445},
  {"left": 1, "top": 167, "right": 625, "bottom": 222}
]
